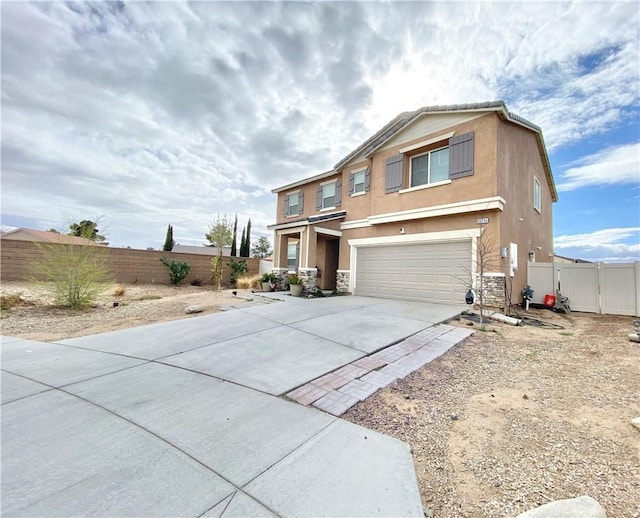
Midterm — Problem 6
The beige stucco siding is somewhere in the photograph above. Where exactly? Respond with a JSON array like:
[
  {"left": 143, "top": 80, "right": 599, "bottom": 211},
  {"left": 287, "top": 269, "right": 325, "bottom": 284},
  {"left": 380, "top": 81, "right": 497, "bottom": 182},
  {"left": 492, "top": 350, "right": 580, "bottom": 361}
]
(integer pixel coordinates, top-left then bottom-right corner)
[
  {"left": 341, "top": 114, "right": 499, "bottom": 222},
  {"left": 496, "top": 120, "right": 555, "bottom": 298}
]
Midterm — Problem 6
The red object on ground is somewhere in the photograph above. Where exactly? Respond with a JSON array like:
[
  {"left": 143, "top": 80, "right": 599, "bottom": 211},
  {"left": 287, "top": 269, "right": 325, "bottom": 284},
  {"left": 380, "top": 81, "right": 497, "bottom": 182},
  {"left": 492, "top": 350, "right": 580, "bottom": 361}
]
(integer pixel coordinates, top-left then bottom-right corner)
[{"left": 544, "top": 294, "right": 557, "bottom": 307}]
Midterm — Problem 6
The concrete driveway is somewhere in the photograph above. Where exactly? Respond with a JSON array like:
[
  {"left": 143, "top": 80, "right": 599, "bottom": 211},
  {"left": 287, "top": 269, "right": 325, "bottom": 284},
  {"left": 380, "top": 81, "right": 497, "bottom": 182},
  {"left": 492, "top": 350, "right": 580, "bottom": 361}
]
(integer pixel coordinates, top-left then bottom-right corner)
[{"left": 1, "top": 295, "right": 463, "bottom": 517}]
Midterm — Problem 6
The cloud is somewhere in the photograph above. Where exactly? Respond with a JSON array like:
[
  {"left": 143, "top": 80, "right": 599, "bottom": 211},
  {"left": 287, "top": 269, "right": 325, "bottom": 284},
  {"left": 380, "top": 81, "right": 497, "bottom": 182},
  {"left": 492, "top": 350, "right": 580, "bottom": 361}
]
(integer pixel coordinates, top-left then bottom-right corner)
[
  {"left": 554, "top": 227, "right": 640, "bottom": 262},
  {"left": 557, "top": 143, "right": 640, "bottom": 191},
  {"left": 1, "top": 1, "right": 638, "bottom": 249}
]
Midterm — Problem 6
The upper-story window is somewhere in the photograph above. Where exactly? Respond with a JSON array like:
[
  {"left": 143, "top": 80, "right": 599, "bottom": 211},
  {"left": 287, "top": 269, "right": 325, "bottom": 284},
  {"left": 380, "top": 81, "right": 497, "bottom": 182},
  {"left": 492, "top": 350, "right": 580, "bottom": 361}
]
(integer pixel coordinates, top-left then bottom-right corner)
[
  {"left": 315, "top": 178, "right": 342, "bottom": 211},
  {"left": 534, "top": 177, "right": 541, "bottom": 213},
  {"left": 288, "top": 192, "right": 299, "bottom": 214},
  {"left": 284, "top": 190, "right": 303, "bottom": 217},
  {"left": 410, "top": 146, "right": 449, "bottom": 188},
  {"left": 321, "top": 182, "right": 335, "bottom": 209},
  {"left": 353, "top": 171, "right": 365, "bottom": 193},
  {"left": 349, "top": 167, "right": 370, "bottom": 196}
]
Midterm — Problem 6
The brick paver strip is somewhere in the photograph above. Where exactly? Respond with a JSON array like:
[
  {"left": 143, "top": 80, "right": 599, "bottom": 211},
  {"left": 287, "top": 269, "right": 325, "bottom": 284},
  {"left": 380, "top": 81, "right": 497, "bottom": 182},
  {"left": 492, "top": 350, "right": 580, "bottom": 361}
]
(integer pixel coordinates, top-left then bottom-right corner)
[
  {"left": 352, "top": 356, "right": 387, "bottom": 371},
  {"left": 338, "top": 378, "right": 379, "bottom": 401},
  {"left": 312, "top": 372, "right": 351, "bottom": 391},
  {"left": 333, "top": 364, "right": 368, "bottom": 380},
  {"left": 286, "top": 384, "right": 329, "bottom": 406},
  {"left": 360, "top": 370, "right": 397, "bottom": 389},
  {"left": 313, "top": 390, "right": 359, "bottom": 416}
]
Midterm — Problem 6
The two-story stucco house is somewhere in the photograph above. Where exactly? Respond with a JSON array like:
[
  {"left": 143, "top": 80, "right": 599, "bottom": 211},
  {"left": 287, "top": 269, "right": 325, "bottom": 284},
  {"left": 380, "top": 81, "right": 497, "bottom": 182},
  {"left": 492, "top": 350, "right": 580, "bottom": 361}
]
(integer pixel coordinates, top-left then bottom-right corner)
[{"left": 268, "top": 101, "right": 557, "bottom": 308}]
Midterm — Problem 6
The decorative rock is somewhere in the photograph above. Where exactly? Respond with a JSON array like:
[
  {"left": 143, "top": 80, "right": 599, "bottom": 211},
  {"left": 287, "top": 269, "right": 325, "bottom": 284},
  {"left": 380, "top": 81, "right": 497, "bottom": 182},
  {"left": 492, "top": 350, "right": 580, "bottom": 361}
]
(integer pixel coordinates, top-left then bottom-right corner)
[
  {"left": 516, "top": 495, "right": 606, "bottom": 518},
  {"left": 631, "top": 417, "right": 640, "bottom": 430},
  {"left": 185, "top": 305, "right": 204, "bottom": 314}
]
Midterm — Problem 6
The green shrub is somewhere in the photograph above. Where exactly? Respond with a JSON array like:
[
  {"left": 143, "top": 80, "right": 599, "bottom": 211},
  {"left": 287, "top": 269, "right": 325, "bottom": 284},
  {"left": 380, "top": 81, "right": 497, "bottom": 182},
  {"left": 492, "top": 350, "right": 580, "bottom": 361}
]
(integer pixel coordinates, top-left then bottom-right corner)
[
  {"left": 261, "top": 272, "right": 276, "bottom": 283},
  {"left": 228, "top": 258, "right": 248, "bottom": 286},
  {"left": 287, "top": 274, "right": 301, "bottom": 285},
  {"left": 160, "top": 257, "right": 191, "bottom": 286},
  {"left": 30, "top": 243, "right": 111, "bottom": 308}
]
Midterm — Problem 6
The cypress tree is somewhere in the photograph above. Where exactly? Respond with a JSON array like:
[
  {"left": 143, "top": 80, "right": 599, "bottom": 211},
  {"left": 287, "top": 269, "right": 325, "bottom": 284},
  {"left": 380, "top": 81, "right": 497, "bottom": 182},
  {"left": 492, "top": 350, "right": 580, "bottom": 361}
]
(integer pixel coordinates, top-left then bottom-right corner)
[
  {"left": 243, "top": 218, "right": 252, "bottom": 257},
  {"left": 162, "top": 224, "right": 174, "bottom": 251},
  {"left": 239, "top": 227, "right": 246, "bottom": 257},
  {"left": 230, "top": 214, "right": 238, "bottom": 256}
]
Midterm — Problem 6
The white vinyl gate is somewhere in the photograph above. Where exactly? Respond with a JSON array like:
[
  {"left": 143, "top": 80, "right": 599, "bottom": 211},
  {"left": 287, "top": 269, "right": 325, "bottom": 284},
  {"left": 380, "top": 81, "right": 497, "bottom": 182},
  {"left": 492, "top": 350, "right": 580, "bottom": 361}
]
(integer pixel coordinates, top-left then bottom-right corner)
[
  {"left": 354, "top": 241, "right": 471, "bottom": 304},
  {"left": 527, "top": 262, "right": 640, "bottom": 316}
]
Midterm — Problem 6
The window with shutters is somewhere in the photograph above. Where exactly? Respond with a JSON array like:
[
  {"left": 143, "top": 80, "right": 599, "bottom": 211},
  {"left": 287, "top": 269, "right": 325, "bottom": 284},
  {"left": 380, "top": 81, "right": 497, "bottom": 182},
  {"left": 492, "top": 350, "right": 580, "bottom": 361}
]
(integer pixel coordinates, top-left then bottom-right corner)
[
  {"left": 284, "top": 189, "right": 303, "bottom": 217},
  {"left": 353, "top": 171, "right": 366, "bottom": 194},
  {"left": 322, "top": 182, "right": 335, "bottom": 209},
  {"left": 410, "top": 146, "right": 449, "bottom": 187},
  {"left": 288, "top": 192, "right": 299, "bottom": 214}
]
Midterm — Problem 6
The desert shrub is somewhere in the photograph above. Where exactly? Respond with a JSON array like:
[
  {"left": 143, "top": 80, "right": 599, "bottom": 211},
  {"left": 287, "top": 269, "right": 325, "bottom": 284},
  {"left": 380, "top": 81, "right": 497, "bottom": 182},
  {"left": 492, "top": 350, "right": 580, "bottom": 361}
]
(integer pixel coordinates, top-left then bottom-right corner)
[
  {"left": 160, "top": 257, "right": 191, "bottom": 286},
  {"left": 190, "top": 278, "right": 204, "bottom": 286},
  {"left": 1, "top": 293, "right": 23, "bottom": 311},
  {"left": 236, "top": 274, "right": 262, "bottom": 290},
  {"left": 228, "top": 258, "right": 248, "bottom": 285},
  {"left": 113, "top": 284, "right": 126, "bottom": 297},
  {"left": 30, "top": 243, "right": 111, "bottom": 308}
]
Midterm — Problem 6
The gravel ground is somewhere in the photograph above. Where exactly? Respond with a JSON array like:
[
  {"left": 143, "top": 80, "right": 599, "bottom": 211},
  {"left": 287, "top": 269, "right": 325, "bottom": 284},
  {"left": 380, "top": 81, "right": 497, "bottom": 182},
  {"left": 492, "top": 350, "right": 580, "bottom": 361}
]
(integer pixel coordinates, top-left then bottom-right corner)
[
  {"left": 0, "top": 281, "right": 256, "bottom": 341},
  {"left": 2, "top": 282, "right": 638, "bottom": 516},
  {"left": 344, "top": 310, "right": 640, "bottom": 517}
]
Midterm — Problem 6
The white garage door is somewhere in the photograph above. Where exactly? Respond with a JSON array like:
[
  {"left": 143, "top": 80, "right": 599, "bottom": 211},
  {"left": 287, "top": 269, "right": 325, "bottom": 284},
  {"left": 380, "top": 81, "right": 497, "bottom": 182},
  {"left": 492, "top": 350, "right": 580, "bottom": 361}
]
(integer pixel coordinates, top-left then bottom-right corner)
[{"left": 354, "top": 241, "right": 471, "bottom": 304}]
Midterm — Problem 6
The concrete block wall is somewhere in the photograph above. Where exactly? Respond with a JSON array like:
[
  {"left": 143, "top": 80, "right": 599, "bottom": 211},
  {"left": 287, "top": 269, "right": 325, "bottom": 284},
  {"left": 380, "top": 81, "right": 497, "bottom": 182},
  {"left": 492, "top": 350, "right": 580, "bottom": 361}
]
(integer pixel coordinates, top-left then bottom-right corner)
[{"left": 0, "top": 240, "right": 260, "bottom": 286}]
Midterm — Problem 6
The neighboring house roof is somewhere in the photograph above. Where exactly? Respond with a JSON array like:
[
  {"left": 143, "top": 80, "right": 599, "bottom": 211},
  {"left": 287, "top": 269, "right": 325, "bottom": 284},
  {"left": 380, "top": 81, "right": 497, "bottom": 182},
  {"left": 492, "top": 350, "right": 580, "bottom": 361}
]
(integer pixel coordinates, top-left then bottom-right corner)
[
  {"left": 172, "top": 244, "right": 232, "bottom": 256},
  {"left": 553, "top": 254, "right": 593, "bottom": 264},
  {"left": 0, "top": 228, "right": 102, "bottom": 246},
  {"left": 273, "top": 100, "right": 557, "bottom": 201}
]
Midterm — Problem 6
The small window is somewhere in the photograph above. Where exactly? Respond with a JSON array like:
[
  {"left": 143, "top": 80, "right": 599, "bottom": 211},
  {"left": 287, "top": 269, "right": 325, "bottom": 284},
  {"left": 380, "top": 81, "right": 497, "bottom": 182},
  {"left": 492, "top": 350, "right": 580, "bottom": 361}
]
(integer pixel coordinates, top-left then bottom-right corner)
[
  {"left": 322, "top": 182, "right": 335, "bottom": 209},
  {"left": 410, "top": 146, "right": 449, "bottom": 187},
  {"left": 534, "top": 178, "right": 541, "bottom": 212},
  {"left": 287, "top": 242, "right": 298, "bottom": 270},
  {"left": 353, "top": 171, "right": 365, "bottom": 194},
  {"left": 288, "top": 192, "right": 299, "bottom": 215}
]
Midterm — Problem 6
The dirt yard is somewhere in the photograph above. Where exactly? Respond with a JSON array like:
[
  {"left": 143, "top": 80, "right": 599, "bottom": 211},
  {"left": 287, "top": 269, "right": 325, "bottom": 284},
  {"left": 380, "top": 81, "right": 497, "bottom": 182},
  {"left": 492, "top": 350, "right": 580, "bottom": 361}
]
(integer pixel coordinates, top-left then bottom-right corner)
[
  {"left": 1, "top": 281, "right": 638, "bottom": 516},
  {"left": 345, "top": 310, "right": 640, "bottom": 517},
  {"left": 0, "top": 281, "right": 257, "bottom": 342}
]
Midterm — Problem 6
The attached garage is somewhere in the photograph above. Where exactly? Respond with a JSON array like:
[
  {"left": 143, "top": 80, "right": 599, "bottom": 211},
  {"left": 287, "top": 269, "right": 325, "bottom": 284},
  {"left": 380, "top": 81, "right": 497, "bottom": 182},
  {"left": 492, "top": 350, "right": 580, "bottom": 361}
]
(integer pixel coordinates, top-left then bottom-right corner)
[{"left": 354, "top": 240, "right": 471, "bottom": 304}]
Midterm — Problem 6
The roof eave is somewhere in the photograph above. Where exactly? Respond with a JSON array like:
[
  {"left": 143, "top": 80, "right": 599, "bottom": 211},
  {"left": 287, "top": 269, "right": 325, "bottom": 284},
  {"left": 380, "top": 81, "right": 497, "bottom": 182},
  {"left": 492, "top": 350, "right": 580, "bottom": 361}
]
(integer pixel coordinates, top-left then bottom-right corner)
[{"left": 272, "top": 169, "right": 338, "bottom": 193}]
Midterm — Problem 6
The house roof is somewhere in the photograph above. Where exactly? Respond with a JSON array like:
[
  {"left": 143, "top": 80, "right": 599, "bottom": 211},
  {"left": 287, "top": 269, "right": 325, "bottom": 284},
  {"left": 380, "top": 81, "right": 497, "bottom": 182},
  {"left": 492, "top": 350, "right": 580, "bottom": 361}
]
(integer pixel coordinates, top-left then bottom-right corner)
[
  {"left": 272, "top": 101, "right": 557, "bottom": 201},
  {"left": 0, "top": 228, "right": 103, "bottom": 246}
]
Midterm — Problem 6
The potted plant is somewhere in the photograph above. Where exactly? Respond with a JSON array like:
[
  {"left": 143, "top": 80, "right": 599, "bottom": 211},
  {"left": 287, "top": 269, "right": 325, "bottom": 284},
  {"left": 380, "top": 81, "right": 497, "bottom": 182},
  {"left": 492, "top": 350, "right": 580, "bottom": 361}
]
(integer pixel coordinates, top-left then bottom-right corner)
[
  {"left": 261, "top": 273, "right": 276, "bottom": 292},
  {"left": 288, "top": 273, "right": 303, "bottom": 297}
]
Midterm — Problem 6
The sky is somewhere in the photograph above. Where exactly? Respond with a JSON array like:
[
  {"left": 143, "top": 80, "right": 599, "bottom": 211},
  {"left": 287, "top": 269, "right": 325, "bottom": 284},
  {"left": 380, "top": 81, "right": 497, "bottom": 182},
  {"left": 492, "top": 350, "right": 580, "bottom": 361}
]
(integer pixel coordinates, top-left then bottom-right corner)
[{"left": 1, "top": 1, "right": 639, "bottom": 262}]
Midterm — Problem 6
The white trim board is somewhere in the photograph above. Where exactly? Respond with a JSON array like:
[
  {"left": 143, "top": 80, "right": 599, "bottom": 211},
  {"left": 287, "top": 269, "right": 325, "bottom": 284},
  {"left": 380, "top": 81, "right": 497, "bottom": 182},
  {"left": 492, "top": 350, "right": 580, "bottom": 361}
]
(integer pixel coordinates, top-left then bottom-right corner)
[
  {"left": 340, "top": 196, "right": 505, "bottom": 230},
  {"left": 348, "top": 228, "right": 481, "bottom": 248},
  {"left": 314, "top": 226, "right": 342, "bottom": 237}
]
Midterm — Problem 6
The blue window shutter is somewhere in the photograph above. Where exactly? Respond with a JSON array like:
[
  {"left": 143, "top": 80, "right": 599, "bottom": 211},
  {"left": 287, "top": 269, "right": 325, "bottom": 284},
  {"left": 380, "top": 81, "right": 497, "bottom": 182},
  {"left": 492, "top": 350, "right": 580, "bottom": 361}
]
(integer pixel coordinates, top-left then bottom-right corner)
[
  {"left": 298, "top": 191, "right": 304, "bottom": 213},
  {"left": 364, "top": 168, "right": 371, "bottom": 192},
  {"left": 316, "top": 186, "right": 322, "bottom": 210},
  {"left": 449, "top": 132, "right": 474, "bottom": 179},
  {"left": 335, "top": 179, "right": 342, "bottom": 207},
  {"left": 284, "top": 195, "right": 290, "bottom": 216},
  {"left": 349, "top": 173, "right": 354, "bottom": 195},
  {"left": 385, "top": 155, "right": 403, "bottom": 193}
]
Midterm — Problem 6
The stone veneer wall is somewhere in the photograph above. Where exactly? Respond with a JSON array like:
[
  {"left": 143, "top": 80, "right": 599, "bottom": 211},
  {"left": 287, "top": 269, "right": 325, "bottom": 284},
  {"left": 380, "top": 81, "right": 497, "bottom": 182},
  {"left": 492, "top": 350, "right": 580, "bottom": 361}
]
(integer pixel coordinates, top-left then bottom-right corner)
[
  {"left": 477, "top": 273, "right": 506, "bottom": 310},
  {"left": 297, "top": 268, "right": 318, "bottom": 294},
  {"left": 272, "top": 268, "right": 289, "bottom": 291},
  {"left": 336, "top": 270, "right": 350, "bottom": 293}
]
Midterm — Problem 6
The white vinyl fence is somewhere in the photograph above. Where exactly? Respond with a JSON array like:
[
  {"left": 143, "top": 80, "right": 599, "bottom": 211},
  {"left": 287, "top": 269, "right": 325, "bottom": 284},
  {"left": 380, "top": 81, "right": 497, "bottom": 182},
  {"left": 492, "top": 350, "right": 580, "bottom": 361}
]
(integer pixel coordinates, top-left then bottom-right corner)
[{"left": 527, "top": 262, "right": 640, "bottom": 316}]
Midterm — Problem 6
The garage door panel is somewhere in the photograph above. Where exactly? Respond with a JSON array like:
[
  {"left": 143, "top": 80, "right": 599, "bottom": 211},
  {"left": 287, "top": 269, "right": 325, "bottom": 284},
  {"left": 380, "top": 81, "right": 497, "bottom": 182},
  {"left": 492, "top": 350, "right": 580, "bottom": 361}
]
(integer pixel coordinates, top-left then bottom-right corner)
[{"left": 355, "top": 241, "right": 470, "bottom": 304}]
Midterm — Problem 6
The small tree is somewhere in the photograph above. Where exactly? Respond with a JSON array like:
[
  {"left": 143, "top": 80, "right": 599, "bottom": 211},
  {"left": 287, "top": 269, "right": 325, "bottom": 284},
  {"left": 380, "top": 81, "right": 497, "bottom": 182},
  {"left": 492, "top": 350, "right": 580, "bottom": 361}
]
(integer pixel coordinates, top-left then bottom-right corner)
[
  {"left": 252, "top": 236, "right": 272, "bottom": 258},
  {"left": 230, "top": 214, "right": 238, "bottom": 257},
  {"left": 206, "top": 214, "right": 233, "bottom": 290},
  {"left": 69, "top": 219, "right": 106, "bottom": 242},
  {"left": 162, "top": 224, "right": 175, "bottom": 251},
  {"left": 30, "top": 242, "right": 111, "bottom": 308},
  {"left": 205, "top": 214, "right": 233, "bottom": 251},
  {"left": 160, "top": 257, "right": 190, "bottom": 286}
]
